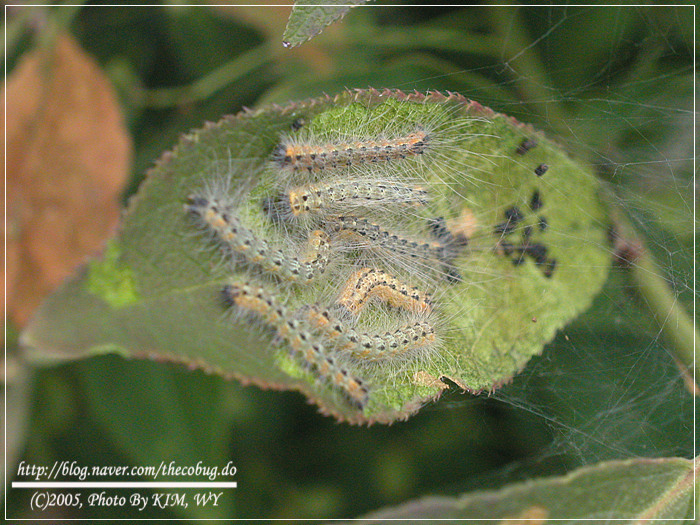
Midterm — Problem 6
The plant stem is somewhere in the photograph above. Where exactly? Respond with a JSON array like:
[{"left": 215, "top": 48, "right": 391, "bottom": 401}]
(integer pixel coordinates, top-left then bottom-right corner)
[
  {"left": 608, "top": 197, "right": 698, "bottom": 384},
  {"left": 140, "top": 42, "right": 279, "bottom": 109},
  {"left": 631, "top": 251, "right": 698, "bottom": 380}
]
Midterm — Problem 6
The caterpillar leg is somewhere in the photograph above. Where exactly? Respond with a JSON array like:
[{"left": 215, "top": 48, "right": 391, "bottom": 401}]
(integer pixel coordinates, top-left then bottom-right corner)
[
  {"left": 222, "top": 282, "right": 369, "bottom": 408},
  {"left": 186, "top": 195, "right": 331, "bottom": 282}
]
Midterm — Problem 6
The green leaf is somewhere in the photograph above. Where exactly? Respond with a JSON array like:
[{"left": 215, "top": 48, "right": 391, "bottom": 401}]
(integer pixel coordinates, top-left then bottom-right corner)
[
  {"left": 282, "top": 0, "right": 368, "bottom": 49},
  {"left": 21, "top": 89, "right": 611, "bottom": 424},
  {"left": 352, "top": 456, "right": 697, "bottom": 522},
  {"left": 77, "top": 356, "right": 235, "bottom": 519}
]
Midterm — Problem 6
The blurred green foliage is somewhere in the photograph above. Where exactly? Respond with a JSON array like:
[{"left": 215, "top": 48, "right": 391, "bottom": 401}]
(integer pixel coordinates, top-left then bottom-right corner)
[{"left": 6, "top": 3, "right": 694, "bottom": 520}]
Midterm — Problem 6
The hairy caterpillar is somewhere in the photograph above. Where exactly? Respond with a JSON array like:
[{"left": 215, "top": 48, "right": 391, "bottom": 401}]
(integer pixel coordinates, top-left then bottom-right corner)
[
  {"left": 336, "top": 268, "right": 433, "bottom": 315},
  {"left": 186, "top": 194, "right": 331, "bottom": 282},
  {"left": 272, "top": 129, "right": 429, "bottom": 173},
  {"left": 304, "top": 305, "right": 436, "bottom": 361},
  {"left": 264, "top": 179, "right": 429, "bottom": 220}
]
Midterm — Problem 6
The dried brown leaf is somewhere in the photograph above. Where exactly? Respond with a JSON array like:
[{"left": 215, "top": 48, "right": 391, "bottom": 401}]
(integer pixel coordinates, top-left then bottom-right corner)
[{"left": 3, "top": 34, "right": 131, "bottom": 326}]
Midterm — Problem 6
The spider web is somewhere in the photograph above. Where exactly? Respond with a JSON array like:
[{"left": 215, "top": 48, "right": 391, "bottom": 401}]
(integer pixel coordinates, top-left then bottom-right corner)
[{"left": 385, "top": 3, "right": 695, "bottom": 490}]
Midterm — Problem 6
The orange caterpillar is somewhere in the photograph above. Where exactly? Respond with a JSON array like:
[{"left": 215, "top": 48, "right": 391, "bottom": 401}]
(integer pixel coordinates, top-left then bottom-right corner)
[{"left": 337, "top": 268, "right": 433, "bottom": 315}]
